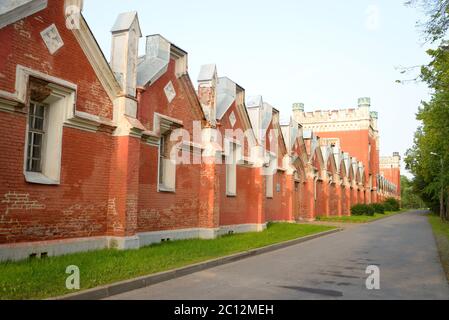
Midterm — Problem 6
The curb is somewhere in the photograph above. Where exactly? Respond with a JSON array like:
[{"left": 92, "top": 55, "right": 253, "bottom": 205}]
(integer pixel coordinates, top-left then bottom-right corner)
[{"left": 52, "top": 228, "right": 342, "bottom": 300}]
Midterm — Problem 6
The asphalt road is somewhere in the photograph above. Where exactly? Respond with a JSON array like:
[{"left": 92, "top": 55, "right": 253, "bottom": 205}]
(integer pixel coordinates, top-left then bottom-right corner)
[{"left": 107, "top": 210, "right": 449, "bottom": 300}]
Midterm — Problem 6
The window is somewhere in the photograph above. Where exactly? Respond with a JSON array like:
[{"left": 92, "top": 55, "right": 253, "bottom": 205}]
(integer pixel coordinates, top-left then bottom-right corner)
[
  {"left": 158, "top": 132, "right": 176, "bottom": 192},
  {"left": 265, "top": 154, "right": 276, "bottom": 198},
  {"left": 226, "top": 142, "right": 238, "bottom": 197},
  {"left": 24, "top": 83, "right": 69, "bottom": 185},
  {"left": 26, "top": 102, "right": 47, "bottom": 172},
  {"left": 266, "top": 174, "right": 274, "bottom": 198},
  {"left": 295, "top": 181, "right": 300, "bottom": 192}
]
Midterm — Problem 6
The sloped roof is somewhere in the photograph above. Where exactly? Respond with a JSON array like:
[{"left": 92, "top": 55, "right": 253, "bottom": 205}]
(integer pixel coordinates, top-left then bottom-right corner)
[
  {"left": 216, "top": 77, "right": 236, "bottom": 120},
  {"left": 111, "top": 11, "right": 141, "bottom": 36},
  {"left": 198, "top": 64, "right": 217, "bottom": 82},
  {"left": 0, "top": 0, "right": 47, "bottom": 29},
  {"left": 137, "top": 35, "right": 170, "bottom": 87}
]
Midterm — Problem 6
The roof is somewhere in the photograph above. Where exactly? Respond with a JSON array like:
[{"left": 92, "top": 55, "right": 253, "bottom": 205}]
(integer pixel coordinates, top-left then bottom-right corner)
[
  {"left": 246, "top": 95, "right": 263, "bottom": 108},
  {"left": 198, "top": 64, "right": 217, "bottom": 82},
  {"left": 0, "top": 0, "right": 47, "bottom": 29},
  {"left": 216, "top": 77, "right": 236, "bottom": 120},
  {"left": 111, "top": 11, "right": 141, "bottom": 36}
]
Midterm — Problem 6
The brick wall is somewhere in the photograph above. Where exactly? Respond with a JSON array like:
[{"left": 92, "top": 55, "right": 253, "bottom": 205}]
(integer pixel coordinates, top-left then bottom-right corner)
[{"left": 0, "top": 0, "right": 114, "bottom": 244}]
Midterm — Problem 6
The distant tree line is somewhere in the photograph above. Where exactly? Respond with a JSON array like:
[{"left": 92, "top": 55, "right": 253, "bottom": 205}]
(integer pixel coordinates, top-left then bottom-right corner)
[{"left": 401, "top": 176, "right": 426, "bottom": 209}]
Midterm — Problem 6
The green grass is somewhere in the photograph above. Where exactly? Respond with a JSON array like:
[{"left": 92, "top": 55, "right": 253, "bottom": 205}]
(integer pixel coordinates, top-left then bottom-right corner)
[
  {"left": 0, "top": 223, "right": 335, "bottom": 300},
  {"left": 316, "top": 210, "right": 408, "bottom": 223},
  {"left": 428, "top": 214, "right": 449, "bottom": 284}
]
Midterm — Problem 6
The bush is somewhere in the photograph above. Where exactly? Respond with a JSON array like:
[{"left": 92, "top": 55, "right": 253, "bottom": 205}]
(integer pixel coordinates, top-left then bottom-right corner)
[
  {"left": 383, "top": 202, "right": 393, "bottom": 212},
  {"left": 384, "top": 198, "right": 400, "bottom": 212},
  {"left": 351, "top": 204, "right": 375, "bottom": 216},
  {"left": 370, "top": 203, "right": 385, "bottom": 214}
]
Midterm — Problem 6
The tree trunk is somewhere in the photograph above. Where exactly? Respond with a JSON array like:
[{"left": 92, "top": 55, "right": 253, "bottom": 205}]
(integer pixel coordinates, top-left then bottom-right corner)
[{"left": 446, "top": 189, "right": 449, "bottom": 221}]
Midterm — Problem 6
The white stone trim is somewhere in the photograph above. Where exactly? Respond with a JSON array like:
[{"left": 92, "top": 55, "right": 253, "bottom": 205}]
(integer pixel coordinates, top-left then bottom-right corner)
[
  {"left": 217, "top": 223, "right": 267, "bottom": 236},
  {"left": 0, "top": 0, "right": 48, "bottom": 29},
  {"left": 0, "top": 236, "right": 108, "bottom": 262},
  {"left": 40, "top": 23, "right": 64, "bottom": 55},
  {"left": 0, "top": 224, "right": 268, "bottom": 262},
  {"left": 138, "top": 228, "right": 216, "bottom": 247},
  {"left": 0, "top": 65, "right": 116, "bottom": 132},
  {"left": 0, "top": 65, "right": 77, "bottom": 106},
  {"left": 71, "top": 15, "right": 122, "bottom": 101}
]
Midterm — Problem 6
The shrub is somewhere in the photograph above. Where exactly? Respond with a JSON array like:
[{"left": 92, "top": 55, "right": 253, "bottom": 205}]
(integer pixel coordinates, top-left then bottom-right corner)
[
  {"left": 365, "top": 205, "right": 375, "bottom": 216},
  {"left": 351, "top": 204, "right": 375, "bottom": 216},
  {"left": 384, "top": 198, "right": 400, "bottom": 212},
  {"left": 370, "top": 203, "right": 385, "bottom": 214},
  {"left": 351, "top": 204, "right": 365, "bottom": 216}
]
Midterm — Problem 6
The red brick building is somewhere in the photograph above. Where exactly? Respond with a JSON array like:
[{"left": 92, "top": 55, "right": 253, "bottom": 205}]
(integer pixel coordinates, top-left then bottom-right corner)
[
  {"left": 293, "top": 98, "right": 400, "bottom": 208},
  {"left": 0, "top": 0, "right": 400, "bottom": 261}
]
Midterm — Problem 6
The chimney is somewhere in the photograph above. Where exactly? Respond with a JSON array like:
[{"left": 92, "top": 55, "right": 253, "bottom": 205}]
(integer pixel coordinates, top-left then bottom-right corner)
[
  {"left": 393, "top": 152, "right": 401, "bottom": 161},
  {"left": 197, "top": 64, "right": 218, "bottom": 125},
  {"left": 358, "top": 97, "right": 371, "bottom": 108},
  {"left": 110, "top": 12, "right": 141, "bottom": 99},
  {"left": 65, "top": 0, "right": 83, "bottom": 12},
  {"left": 293, "top": 103, "right": 305, "bottom": 112}
]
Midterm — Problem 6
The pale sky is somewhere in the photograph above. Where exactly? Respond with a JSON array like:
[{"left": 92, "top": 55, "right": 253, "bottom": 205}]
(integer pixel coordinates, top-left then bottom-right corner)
[{"left": 84, "top": 0, "right": 432, "bottom": 176}]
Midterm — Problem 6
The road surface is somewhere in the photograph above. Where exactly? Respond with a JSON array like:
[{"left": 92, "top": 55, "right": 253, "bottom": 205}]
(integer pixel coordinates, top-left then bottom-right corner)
[{"left": 107, "top": 210, "right": 449, "bottom": 300}]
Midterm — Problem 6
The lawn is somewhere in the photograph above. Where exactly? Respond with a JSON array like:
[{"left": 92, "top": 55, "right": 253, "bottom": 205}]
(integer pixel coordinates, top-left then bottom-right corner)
[
  {"left": 428, "top": 214, "right": 449, "bottom": 284},
  {"left": 0, "top": 223, "right": 335, "bottom": 300},
  {"left": 316, "top": 210, "right": 407, "bottom": 223}
]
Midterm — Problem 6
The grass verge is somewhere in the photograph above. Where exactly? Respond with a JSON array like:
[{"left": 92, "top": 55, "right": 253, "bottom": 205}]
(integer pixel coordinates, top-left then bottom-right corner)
[
  {"left": 428, "top": 214, "right": 449, "bottom": 284},
  {"left": 316, "top": 210, "right": 408, "bottom": 224},
  {"left": 0, "top": 223, "right": 335, "bottom": 300}
]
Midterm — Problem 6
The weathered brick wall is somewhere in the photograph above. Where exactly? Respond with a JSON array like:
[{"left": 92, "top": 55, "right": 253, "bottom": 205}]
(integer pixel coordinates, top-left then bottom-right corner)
[
  {"left": 265, "top": 171, "right": 290, "bottom": 222},
  {"left": 0, "top": 122, "right": 112, "bottom": 243},
  {"left": 219, "top": 164, "right": 261, "bottom": 226},
  {"left": 136, "top": 58, "right": 206, "bottom": 233},
  {"left": 0, "top": 0, "right": 114, "bottom": 244},
  {"left": 381, "top": 167, "right": 401, "bottom": 197},
  {"left": 137, "top": 143, "right": 202, "bottom": 232},
  {"left": 315, "top": 180, "right": 327, "bottom": 217},
  {"left": 329, "top": 183, "right": 339, "bottom": 216},
  {"left": 217, "top": 102, "right": 264, "bottom": 226},
  {"left": 0, "top": 0, "right": 113, "bottom": 119},
  {"left": 137, "top": 60, "right": 203, "bottom": 134},
  {"left": 317, "top": 130, "right": 371, "bottom": 181}
]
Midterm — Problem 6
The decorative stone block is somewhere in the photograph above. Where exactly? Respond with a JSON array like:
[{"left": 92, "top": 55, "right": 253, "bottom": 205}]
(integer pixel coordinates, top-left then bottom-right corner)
[
  {"left": 164, "top": 81, "right": 176, "bottom": 103},
  {"left": 40, "top": 24, "right": 64, "bottom": 54}
]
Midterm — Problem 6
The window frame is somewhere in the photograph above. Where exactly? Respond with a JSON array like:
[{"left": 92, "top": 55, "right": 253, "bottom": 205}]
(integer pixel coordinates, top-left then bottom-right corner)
[
  {"left": 157, "top": 132, "right": 177, "bottom": 193},
  {"left": 225, "top": 139, "right": 241, "bottom": 197},
  {"left": 26, "top": 101, "right": 48, "bottom": 173}
]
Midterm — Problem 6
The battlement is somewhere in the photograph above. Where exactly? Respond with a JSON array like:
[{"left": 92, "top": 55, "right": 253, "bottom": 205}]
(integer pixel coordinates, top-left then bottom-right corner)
[
  {"left": 380, "top": 152, "right": 401, "bottom": 169},
  {"left": 292, "top": 98, "right": 378, "bottom": 134}
]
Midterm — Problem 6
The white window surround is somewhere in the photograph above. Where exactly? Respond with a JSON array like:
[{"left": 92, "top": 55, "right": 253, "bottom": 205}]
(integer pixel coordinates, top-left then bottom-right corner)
[
  {"left": 225, "top": 139, "right": 242, "bottom": 197},
  {"left": 157, "top": 133, "right": 177, "bottom": 193},
  {"left": 0, "top": 65, "right": 114, "bottom": 185},
  {"left": 24, "top": 82, "right": 76, "bottom": 185},
  {"left": 265, "top": 152, "right": 277, "bottom": 199}
]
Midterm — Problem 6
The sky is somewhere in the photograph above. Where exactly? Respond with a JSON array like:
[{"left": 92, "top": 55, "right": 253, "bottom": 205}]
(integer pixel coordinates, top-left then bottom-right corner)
[{"left": 84, "top": 0, "right": 433, "bottom": 176}]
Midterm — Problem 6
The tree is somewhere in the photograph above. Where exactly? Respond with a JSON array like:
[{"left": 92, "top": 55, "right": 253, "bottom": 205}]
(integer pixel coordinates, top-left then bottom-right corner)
[
  {"left": 401, "top": 175, "right": 425, "bottom": 209},
  {"left": 406, "top": 0, "right": 449, "bottom": 43},
  {"left": 405, "top": 45, "right": 449, "bottom": 220}
]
